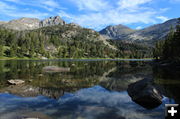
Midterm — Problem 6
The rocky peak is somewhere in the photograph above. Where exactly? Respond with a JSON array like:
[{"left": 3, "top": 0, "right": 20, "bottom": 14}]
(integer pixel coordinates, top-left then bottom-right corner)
[
  {"left": 0, "top": 16, "right": 66, "bottom": 30},
  {"left": 100, "top": 24, "right": 135, "bottom": 39},
  {"left": 99, "top": 18, "right": 179, "bottom": 45},
  {"left": 39, "top": 16, "right": 66, "bottom": 27},
  {"left": 2, "top": 17, "right": 40, "bottom": 30}
]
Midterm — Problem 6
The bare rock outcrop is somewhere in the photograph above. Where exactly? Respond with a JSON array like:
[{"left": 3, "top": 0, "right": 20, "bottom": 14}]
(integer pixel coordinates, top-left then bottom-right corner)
[{"left": 39, "top": 16, "right": 65, "bottom": 27}]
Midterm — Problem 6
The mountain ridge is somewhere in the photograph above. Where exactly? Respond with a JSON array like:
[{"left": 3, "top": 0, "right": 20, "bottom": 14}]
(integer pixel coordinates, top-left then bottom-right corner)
[
  {"left": 0, "top": 16, "right": 179, "bottom": 45},
  {"left": 0, "top": 16, "right": 66, "bottom": 31},
  {"left": 100, "top": 18, "right": 179, "bottom": 44},
  {"left": 0, "top": 15, "right": 157, "bottom": 59},
  {"left": 100, "top": 24, "right": 135, "bottom": 39}
]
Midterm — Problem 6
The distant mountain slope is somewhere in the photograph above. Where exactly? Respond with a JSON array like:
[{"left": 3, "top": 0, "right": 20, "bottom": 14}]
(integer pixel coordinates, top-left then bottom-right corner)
[
  {"left": 1, "top": 16, "right": 178, "bottom": 45},
  {"left": 127, "top": 18, "right": 178, "bottom": 43},
  {"left": 99, "top": 18, "right": 179, "bottom": 44},
  {"left": 0, "top": 16, "right": 66, "bottom": 31},
  {"left": 99, "top": 24, "right": 135, "bottom": 39},
  {"left": 0, "top": 21, "right": 7, "bottom": 25},
  {"left": 1, "top": 18, "right": 40, "bottom": 30}
]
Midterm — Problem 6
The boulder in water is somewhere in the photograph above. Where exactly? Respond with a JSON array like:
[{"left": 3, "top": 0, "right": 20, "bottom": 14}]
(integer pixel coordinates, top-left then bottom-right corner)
[
  {"left": 22, "top": 117, "right": 40, "bottom": 119},
  {"left": 127, "top": 78, "right": 163, "bottom": 109},
  {"left": 42, "top": 66, "right": 70, "bottom": 73}
]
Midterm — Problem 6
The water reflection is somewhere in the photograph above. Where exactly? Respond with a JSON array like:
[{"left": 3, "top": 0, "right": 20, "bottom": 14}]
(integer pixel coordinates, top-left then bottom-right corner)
[
  {"left": 0, "top": 60, "right": 179, "bottom": 119},
  {"left": 0, "top": 86, "right": 165, "bottom": 119},
  {"left": 153, "top": 65, "right": 180, "bottom": 104},
  {"left": 0, "top": 60, "right": 151, "bottom": 96}
]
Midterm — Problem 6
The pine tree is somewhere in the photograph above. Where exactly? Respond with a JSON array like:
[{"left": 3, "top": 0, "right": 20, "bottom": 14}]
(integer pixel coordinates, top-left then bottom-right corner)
[
  {"left": 162, "top": 27, "right": 174, "bottom": 60},
  {"left": 0, "top": 45, "right": 3, "bottom": 57},
  {"left": 153, "top": 41, "right": 164, "bottom": 60},
  {"left": 154, "top": 18, "right": 180, "bottom": 62},
  {"left": 10, "top": 45, "right": 16, "bottom": 57},
  {"left": 29, "top": 43, "right": 35, "bottom": 58}
]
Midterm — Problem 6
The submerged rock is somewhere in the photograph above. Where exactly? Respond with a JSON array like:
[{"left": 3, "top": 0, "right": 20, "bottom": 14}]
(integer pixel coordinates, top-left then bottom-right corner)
[
  {"left": 0, "top": 85, "right": 64, "bottom": 99},
  {"left": 127, "top": 78, "right": 163, "bottom": 109},
  {"left": 42, "top": 66, "right": 70, "bottom": 73},
  {"left": 8, "top": 79, "right": 25, "bottom": 85},
  {"left": 22, "top": 117, "right": 40, "bottom": 119},
  {"left": 71, "top": 64, "right": 76, "bottom": 66}
]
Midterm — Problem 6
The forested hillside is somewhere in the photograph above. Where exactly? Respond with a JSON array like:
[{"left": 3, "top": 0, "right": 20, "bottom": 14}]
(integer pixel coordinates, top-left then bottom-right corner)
[
  {"left": 0, "top": 25, "right": 116, "bottom": 59},
  {"left": 0, "top": 15, "right": 157, "bottom": 59},
  {"left": 153, "top": 18, "right": 180, "bottom": 63},
  {"left": 0, "top": 24, "right": 152, "bottom": 59},
  {"left": 108, "top": 40, "right": 152, "bottom": 58}
]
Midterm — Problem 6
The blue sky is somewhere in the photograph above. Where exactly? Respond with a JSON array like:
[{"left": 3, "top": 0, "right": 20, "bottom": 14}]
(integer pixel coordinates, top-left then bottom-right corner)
[{"left": 0, "top": 0, "right": 180, "bottom": 30}]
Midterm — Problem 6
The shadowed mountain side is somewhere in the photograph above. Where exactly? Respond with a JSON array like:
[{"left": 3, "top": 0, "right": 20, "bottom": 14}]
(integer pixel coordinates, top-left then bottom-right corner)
[
  {"left": 127, "top": 18, "right": 178, "bottom": 44},
  {"left": 100, "top": 24, "right": 135, "bottom": 39},
  {"left": 100, "top": 18, "right": 179, "bottom": 45}
]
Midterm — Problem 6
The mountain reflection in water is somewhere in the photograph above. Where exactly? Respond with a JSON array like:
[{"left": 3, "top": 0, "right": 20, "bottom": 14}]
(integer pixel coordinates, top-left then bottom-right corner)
[
  {"left": 0, "top": 60, "right": 179, "bottom": 119},
  {"left": 0, "top": 86, "right": 168, "bottom": 119}
]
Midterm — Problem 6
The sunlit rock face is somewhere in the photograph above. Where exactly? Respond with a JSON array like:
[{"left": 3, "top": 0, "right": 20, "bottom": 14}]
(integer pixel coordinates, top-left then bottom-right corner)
[
  {"left": 0, "top": 16, "right": 66, "bottom": 31},
  {"left": 39, "top": 16, "right": 66, "bottom": 27},
  {"left": 1, "top": 18, "right": 40, "bottom": 30}
]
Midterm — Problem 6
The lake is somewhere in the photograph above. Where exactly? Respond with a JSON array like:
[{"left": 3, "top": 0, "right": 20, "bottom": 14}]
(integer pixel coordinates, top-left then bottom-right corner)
[{"left": 0, "top": 59, "right": 179, "bottom": 119}]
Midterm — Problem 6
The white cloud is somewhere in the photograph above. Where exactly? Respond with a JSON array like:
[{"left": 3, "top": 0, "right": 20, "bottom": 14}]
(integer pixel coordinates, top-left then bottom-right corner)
[
  {"left": 71, "top": 0, "right": 110, "bottom": 11},
  {"left": 156, "top": 16, "right": 169, "bottom": 22},
  {"left": 58, "top": 0, "right": 171, "bottom": 30},
  {"left": 136, "top": 26, "right": 143, "bottom": 30},
  {"left": 59, "top": 10, "right": 74, "bottom": 20},
  {"left": 42, "top": 0, "right": 60, "bottom": 8},
  {"left": 6, "top": 11, "right": 49, "bottom": 19},
  {"left": 159, "top": 8, "right": 170, "bottom": 12},
  {"left": 0, "top": 1, "right": 49, "bottom": 19},
  {"left": 0, "top": 0, "right": 171, "bottom": 30},
  {"left": 4, "top": 0, "right": 19, "bottom": 2},
  {"left": 0, "top": 1, "right": 17, "bottom": 10},
  {"left": 0, "top": 86, "right": 164, "bottom": 119},
  {"left": 3, "top": 0, "right": 62, "bottom": 11},
  {"left": 118, "top": 0, "right": 152, "bottom": 10},
  {"left": 59, "top": 10, "right": 157, "bottom": 30},
  {"left": 170, "top": 0, "right": 180, "bottom": 3}
]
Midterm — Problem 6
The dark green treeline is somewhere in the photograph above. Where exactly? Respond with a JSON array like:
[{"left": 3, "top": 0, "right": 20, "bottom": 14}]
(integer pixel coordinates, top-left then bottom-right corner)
[{"left": 153, "top": 18, "right": 180, "bottom": 62}]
